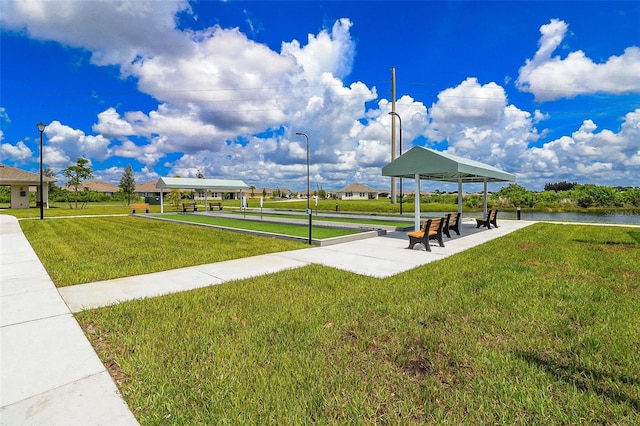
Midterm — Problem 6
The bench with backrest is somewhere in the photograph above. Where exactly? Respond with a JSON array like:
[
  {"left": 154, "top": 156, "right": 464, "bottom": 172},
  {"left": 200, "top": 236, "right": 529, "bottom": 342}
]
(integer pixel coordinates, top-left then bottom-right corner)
[
  {"left": 209, "top": 202, "right": 223, "bottom": 211},
  {"left": 182, "top": 202, "right": 198, "bottom": 212},
  {"left": 407, "top": 217, "right": 445, "bottom": 251},
  {"left": 476, "top": 209, "right": 498, "bottom": 229},
  {"left": 131, "top": 203, "right": 149, "bottom": 213},
  {"left": 443, "top": 212, "right": 461, "bottom": 238}
]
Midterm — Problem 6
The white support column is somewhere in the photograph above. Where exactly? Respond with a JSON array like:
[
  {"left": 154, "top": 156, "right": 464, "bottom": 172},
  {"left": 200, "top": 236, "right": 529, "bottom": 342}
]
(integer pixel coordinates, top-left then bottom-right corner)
[
  {"left": 414, "top": 174, "right": 421, "bottom": 231},
  {"left": 160, "top": 189, "right": 164, "bottom": 213},
  {"left": 483, "top": 179, "right": 488, "bottom": 216},
  {"left": 458, "top": 179, "right": 463, "bottom": 215}
]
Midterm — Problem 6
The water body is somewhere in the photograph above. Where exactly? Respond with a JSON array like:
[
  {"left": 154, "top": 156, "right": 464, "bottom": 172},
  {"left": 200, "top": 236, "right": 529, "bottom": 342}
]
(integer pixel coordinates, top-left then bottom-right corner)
[
  {"left": 419, "top": 211, "right": 640, "bottom": 225},
  {"left": 501, "top": 210, "right": 640, "bottom": 225}
]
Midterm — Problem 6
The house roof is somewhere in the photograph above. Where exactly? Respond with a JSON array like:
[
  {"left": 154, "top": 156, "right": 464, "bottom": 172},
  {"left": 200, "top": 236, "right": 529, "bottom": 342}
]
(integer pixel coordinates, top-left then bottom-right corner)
[
  {"left": 0, "top": 164, "right": 56, "bottom": 184},
  {"left": 335, "top": 183, "right": 378, "bottom": 193},
  {"left": 80, "top": 180, "right": 119, "bottom": 192},
  {"left": 135, "top": 180, "right": 160, "bottom": 192},
  {"left": 155, "top": 177, "right": 248, "bottom": 191},
  {"left": 382, "top": 146, "right": 516, "bottom": 183}
]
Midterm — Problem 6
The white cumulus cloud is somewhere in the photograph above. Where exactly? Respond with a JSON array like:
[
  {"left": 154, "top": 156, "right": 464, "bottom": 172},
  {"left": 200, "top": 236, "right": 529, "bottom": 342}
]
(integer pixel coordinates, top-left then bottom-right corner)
[{"left": 517, "top": 19, "right": 640, "bottom": 101}]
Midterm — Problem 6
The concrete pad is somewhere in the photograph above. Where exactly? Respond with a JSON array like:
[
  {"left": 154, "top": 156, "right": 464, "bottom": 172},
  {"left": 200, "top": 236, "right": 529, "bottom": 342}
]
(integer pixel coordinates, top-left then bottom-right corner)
[
  {"left": 0, "top": 371, "right": 137, "bottom": 425},
  {"left": 0, "top": 260, "right": 52, "bottom": 296},
  {"left": 0, "top": 288, "right": 70, "bottom": 327},
  {"left": 0, "top": 315, "right": 106, "bottom": 407}
]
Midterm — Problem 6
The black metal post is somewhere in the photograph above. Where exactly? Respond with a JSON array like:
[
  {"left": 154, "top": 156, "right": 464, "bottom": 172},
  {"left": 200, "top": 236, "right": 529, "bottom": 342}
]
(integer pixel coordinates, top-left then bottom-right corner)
[{"left": 36, "top": 122, "right": 46, "bottom": 220}]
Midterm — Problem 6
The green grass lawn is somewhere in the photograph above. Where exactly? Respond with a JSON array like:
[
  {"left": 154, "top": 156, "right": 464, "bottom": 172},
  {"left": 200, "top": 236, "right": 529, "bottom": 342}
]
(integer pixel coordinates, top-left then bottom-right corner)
[
  {"left": 19, "top": 216, "right": 306, "bottom": 286},
  {"left": 74, "top": 223, "right": 640, "bottom": 424}
]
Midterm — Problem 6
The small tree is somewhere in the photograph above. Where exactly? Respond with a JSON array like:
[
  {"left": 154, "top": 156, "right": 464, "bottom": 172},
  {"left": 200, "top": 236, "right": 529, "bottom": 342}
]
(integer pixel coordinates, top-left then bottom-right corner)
[
  {"left": 62, "top": 157, "right": 93, "bottom": 209},
  {"left": 119, "top": 165, "right": 137, "bottom": 205}
]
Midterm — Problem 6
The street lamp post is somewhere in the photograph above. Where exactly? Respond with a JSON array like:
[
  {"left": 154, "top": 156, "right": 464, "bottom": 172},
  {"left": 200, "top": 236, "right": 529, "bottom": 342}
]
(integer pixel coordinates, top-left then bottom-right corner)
[
  {"left": 388, "top": 112, "right": 403, "bottom": 215},
  {"left": 36, "top": 122, "right": 47, "bottom": 220},
  {"left": 295, "top": 132, "right": 312, "bottom": 245}
]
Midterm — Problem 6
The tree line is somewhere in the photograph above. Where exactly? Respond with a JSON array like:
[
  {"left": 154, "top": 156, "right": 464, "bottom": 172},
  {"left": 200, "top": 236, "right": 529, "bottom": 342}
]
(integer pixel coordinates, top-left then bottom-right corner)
[{"left": 491, "top": 183, "right": 640, "bottom": 209}]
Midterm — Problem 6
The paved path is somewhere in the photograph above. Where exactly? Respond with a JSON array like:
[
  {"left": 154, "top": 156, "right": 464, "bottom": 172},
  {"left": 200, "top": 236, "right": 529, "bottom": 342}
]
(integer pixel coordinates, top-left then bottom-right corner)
[{"left": 1, "top": 214, "right": 534, "bottom": 424}]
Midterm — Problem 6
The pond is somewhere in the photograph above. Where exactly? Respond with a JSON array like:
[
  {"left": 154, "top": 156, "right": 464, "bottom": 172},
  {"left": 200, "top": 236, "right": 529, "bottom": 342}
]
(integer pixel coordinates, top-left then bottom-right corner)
[
  {"left": 419, "top": 210, "right": 640, "bottom": 225},
  {"left": 500, "top": 210, "right": 640, "bottom": 225}
]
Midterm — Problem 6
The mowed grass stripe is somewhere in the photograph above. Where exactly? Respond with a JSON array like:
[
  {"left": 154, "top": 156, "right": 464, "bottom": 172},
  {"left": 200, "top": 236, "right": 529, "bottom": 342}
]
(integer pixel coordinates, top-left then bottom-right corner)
[{"left": 20, "top": 216, "right": 306, "bottom": 286}]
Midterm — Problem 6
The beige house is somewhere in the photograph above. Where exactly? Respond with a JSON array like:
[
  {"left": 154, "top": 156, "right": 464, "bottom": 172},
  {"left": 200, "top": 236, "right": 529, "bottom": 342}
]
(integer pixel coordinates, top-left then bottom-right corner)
[
  {"left": 135, "top": 180, "right": 161, "bottom": 198},
  {"left": 80, "top": 180, "right": 119, "bottom": 196},
  {"left": 334, "top": 183, "right": 379, "bottom": 200},
  {"left": 0, "top": 164, "right": 56, "bottom": 209}
]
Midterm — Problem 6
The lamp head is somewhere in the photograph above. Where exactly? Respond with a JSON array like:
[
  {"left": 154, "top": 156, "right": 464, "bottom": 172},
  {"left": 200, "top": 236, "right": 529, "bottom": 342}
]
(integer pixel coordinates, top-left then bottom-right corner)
[{"left": 36, "top": 122, "right": 47, "bottom": 132}]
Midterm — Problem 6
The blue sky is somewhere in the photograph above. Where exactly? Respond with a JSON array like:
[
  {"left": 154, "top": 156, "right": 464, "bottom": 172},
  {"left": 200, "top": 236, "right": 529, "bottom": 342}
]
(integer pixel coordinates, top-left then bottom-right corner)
[{"left": 1, "top": 1, "right": 639, "bottom": 192}]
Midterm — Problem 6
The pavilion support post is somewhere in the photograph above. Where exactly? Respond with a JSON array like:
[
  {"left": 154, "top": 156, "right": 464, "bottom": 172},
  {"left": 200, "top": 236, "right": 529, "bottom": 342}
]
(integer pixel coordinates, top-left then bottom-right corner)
[
  {"left": 414, "top": 174, "right": 421, "bottom": 231},
  {"left": 160, "top": 189, "right": 164, "bottom": 213},
  {"left": 458, "top": 179, "right": 463, "bottom": 215},
  {"left": 483, "top": 179, "right": 488, "bottom": 216}
]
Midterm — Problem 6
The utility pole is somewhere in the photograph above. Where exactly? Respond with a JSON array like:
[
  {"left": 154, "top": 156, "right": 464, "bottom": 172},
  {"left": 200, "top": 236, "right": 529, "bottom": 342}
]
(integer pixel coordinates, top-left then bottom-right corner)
[{"left": 390, "top": 67, "right": 397, "bottom": 205}]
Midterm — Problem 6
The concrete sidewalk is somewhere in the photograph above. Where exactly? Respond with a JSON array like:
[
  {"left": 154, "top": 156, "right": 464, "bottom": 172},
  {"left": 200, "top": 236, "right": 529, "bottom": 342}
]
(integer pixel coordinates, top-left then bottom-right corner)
[{"left": 1, "top": 213, "right": 533, "bottom": 425}]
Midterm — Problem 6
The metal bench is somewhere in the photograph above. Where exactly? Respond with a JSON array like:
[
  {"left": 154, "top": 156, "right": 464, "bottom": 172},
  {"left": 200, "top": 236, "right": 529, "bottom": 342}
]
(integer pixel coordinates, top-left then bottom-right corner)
[{"left": 407, "top": 217, "right": 445, "bottom": 251}]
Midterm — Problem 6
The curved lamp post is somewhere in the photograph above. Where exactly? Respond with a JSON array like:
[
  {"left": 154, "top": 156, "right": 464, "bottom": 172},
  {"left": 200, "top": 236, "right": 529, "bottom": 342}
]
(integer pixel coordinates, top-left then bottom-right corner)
[
  {"left": 36, "top": 122, "right": 47, "bottom": 220},
  {"left": 388, "top": 112, "right": 403, "bottom": 214},
  {"left": 295, "top": 132, "right": 312, "bottom": 245}
]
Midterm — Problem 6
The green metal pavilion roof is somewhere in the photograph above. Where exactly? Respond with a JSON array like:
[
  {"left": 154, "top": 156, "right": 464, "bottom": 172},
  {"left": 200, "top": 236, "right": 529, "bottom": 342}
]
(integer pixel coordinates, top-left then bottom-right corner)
[
  {"left": 156, "top": 177, "right": 248, "bottom": 191},
  {"left": 382, "top": 146, "right": 516, "bottom": 183}
]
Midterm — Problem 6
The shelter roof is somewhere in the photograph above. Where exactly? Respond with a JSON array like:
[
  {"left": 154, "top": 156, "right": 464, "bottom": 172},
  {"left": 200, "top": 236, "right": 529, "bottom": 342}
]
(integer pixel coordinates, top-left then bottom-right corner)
[
  {"left": 382, "top": 146, "right": 515, "bottom": 183},
  {"left": 156, "top": 177, "right": 248, "bottom": 191},
  {"left": 0, "top": 164, "right": 56, "bottom": 184}
]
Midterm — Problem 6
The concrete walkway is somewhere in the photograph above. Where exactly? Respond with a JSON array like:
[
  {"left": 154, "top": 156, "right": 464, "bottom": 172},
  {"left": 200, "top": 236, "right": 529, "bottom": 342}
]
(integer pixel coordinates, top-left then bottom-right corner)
[{"left": 1, "top": 213, "right": 533, "bottom": 425}]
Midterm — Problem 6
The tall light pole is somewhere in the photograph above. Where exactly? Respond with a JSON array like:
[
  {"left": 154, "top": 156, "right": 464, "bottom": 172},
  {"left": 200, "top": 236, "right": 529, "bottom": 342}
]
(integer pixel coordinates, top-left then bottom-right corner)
[
  {"left": 388, "top": 112, "right": 403, "bottom": 215},
  {"left": 36, "top": 122, "right": 47, "bottom": 220},
  {"left": 295, "top": 132, "right": 312, "bottom": 245}
]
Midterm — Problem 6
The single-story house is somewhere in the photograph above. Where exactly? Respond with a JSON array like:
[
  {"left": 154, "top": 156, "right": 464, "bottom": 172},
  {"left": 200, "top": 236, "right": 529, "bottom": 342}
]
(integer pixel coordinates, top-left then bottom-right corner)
[
  {"left": 335, "top": 183, "right": 379, "bottom": 200},
  {"left": 79, "top": 180, "right": 119, "bottom": 196},
  {"left": 0, "top": 164, "right": 56, "bottom": 209},
  {"left": 135, "top": 180, "right": 161, "bottom": 198}
]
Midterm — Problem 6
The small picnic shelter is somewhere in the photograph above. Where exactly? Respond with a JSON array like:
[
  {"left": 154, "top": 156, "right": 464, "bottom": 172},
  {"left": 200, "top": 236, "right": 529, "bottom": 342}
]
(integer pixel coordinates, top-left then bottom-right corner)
[
  {"left": 155, "top": 177, "right": 248, "bottom": 213},
  {"left": 0, "top": 164, "right": 55, "bottom": 209},
  {"left": 382, "top": 146, "right": 516, "bottom": 230}
]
